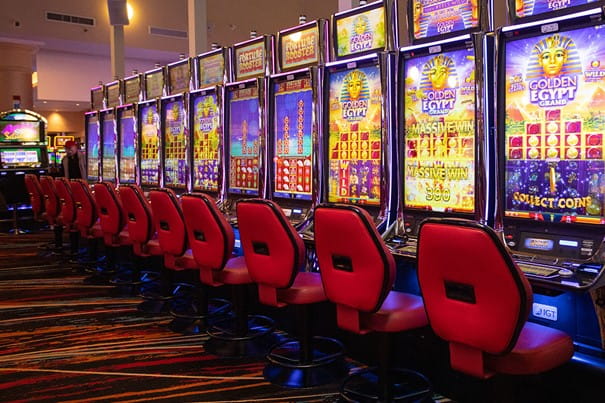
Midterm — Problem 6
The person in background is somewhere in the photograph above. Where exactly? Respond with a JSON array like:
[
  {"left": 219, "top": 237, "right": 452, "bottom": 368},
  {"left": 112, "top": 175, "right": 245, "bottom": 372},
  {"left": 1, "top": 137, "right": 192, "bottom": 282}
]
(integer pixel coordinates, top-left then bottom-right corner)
[{"left": 60, "top": 141, "right": 87, "bottom": 179}]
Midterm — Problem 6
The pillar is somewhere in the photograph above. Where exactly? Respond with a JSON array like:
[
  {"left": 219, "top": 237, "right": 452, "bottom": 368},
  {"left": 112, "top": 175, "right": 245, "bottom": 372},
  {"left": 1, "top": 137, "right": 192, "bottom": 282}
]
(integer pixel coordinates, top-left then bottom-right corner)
[
  {"left": 110, "top": 25, "right": 125, "bottom": 79},
  {"left": 0, "top": 39, "right": 40, "bottom": 111},
  {"left": 188, "top": 0, "right": 208, "bottom": 57}
]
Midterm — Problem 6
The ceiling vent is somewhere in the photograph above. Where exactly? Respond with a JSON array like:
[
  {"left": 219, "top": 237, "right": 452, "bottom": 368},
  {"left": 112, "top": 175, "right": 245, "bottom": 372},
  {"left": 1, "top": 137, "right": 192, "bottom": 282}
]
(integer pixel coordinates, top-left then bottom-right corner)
[
  {"left": 149, "top": 26, "right": 187, "bottom": 39},
  {"left": 46, "top": 11, "right": 95, "bottom": 27}
]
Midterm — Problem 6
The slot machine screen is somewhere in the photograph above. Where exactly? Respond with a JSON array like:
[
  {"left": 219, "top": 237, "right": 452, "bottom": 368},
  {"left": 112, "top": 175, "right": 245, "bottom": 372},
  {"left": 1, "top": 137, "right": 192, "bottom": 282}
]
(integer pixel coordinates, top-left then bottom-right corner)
[
  {"left": 139, "top": 103, "right": 160, "bottom": 186},
  {"left": 234, "top": 39, "right": 266, "bottom": 81},
  {"left": 0, "top": 148, "right": 42, "bottom": 169},
  {"left": 228, "top": 85, "right": 260, "bottom": 195},
  {"left": 86, "top": 115, "right": 100, "bottom": 181},
  {"left": 191, "top": 91, "right": 220, "bottom": 192},
  {"left": 101, "top": 112, "right": 116, "bottom": 182},
  {"left": 119, "top": 109, "right": 136, "bottom": 184},
  {"left": 403, "top": 46, "right": 476, "bottom": 213},
  {"left": 162, "top": 98, "right": 187, "bottom": 188},
  {"left": 198, "top": 52, "right": 225, "bottom": 87},
  {"left": 280, "top": 26, "right": 320, "bottom": 70},
  {"left": 273, "top": 77, "right": 313, "bottom": 200},
  {"left": 411, "top": 0, "right": 480, "bottom": 42},
  {"left": 168, "top": 61, "right": 190, "bottom": 95},
  {"left": 106, "top": 81, "right": 121, "bottom": 108},
  {"left": 145, "top": 70, "right": 164, "bottom": 99},
  {"left": 327, "top": 63, "right": 382, "bottom": 205},
  {"left": 91, "top": 87, "right": 104, "bottom": 110},
  {"left": 504, "top": 24, "right": 605, "bottom": 225},
  {"left": 334, "top": 4, "right": 386, "bottom": 59},
  {"left": 511, "top": 0, "right": 598, "bottom": 21},
  {"left": 124, "top": 75, "right": 141, "bottom": 104},
  {"left": 0, "top": 121, "right": 40, "bottom": 142}
]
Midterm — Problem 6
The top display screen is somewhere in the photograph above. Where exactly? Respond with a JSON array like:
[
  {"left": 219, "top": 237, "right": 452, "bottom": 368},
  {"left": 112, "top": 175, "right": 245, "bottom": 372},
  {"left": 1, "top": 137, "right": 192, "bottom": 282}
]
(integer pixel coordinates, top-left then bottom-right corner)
[
  {"left": 124, "top": 76, "right": 141, "bottom": 104},
  {"left": 334, "top": 4, "right": 386, "bottom": 59},
  {"left": 512, "top": 0, "right": 599, "bottom": 22},
  {"left": 403, "top": 46, "right": 477, "bottom": 213},
  {"left": 0, "top": 121, "right": 40, "bottom": 143},
  {"left": 503, "top": 24, "right": 605, "bottom": 225},
  {"left": 234, "top": 39, "right": 266, "bottom": 81},
  {"left": 145, "top": 70, "right": 164, "bottom": 99},
  {"left": 411, "top": 0, "right": 480, "bottom": 42},
  {"left": 91, "top": 87, "right": 104, "bottom": 110},
  {"left": 198, "top": 52, "right": 225, "bottom": 87},
  {"left": 280, "top": 26, "right": 320, "bottom": 70},
  {"left": 106, "top": 82, "right": 121, "bottom": 107},
  {"left": 168, "top": 61, "right": 190, "bottom": 95}
]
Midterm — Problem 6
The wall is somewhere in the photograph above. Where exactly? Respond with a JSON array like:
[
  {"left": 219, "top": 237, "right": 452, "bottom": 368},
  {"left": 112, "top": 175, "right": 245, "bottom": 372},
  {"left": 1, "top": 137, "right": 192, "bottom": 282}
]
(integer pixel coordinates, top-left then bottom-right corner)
[{"left": 39, "top": 110, "right": 85, "bottom": 139}]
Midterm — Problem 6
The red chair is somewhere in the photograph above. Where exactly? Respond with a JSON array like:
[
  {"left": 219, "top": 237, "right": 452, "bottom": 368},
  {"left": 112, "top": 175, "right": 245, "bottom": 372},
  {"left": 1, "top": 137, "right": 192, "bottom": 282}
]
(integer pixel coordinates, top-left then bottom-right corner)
[
  {"left": 24, "top": 174, "right": 45, "bottom": 222},
  {"left": 417, "top": 218, "right": 574, "bottom": 381},
  {"left": 181, "top": 193, "right": 274, "bottom": 356},
  {"left": 237, "top": 198, "right": 345, "bottom": 387},
  {"left": 39, "top": 175, "right": 63, "bottom": 251},
  {"left": 55, "top": 177, "right": 79, "bottom": 255},
  {"left": 315, "top": 204, "right": 431, "bottom": 402},
  {"left": 70, "top": 179, "right": 103, "bottom": 266}
]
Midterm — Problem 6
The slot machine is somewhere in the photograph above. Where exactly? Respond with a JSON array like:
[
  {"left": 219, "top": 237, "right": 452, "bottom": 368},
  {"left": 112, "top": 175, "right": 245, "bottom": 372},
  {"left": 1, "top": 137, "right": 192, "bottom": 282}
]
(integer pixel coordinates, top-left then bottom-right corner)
[
  {"left": 116, "top": 73, "right": 141, "bottom": 186},
  {"left": 316, "top": 0, "right": 398, "bottom": 234},
  {"left": 85, "top": 84, "right": 104, "bottom": 183},
  {"left": 265, "top": 19, "right": 329, "bottom": 230},
  {"left": 160, "top": 58, "right": 192, "bottom": 192},
  {"left": 190, "top": 47, "right": 232, "bottom": 202},
  {"left": 222, "top": 34, "right": 275, "bottom": 223},
  {"left": 384, "top": 0, "right": 496, "bottom": 258},
  {"left": 99, "top": 80, "right": 122, "bottom": 185},
  {"left": 497, "top": 1, "right": 605, "bottom": 363},
  {"left": 136, "top": 67, "right": 165, "bottom": 191}
]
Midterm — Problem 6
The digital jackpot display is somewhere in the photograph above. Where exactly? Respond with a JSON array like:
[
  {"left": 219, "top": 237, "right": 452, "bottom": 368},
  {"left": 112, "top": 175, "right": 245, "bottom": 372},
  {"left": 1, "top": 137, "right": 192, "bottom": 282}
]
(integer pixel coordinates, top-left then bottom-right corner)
[
  {"left": 404, "top": 48, "right": 476, "bottom": 213},
  {"left": 273, "top": 77, "right": 313, "bottom": 200},
  {"left": 411, "top": 0, "right": 480, "bottom": 41},
  {"left": 327, "top": 64, "right": 382, "bottom": 205},
  {"left": 86, "top": 115, "right": 100, "bottom": 181},
  {"left": 513, "top": 0, "right": 597, "bottom": 20},
  {"left": 124, "top": 76, "right": 141, "bottom": 104},
  {"left": 235, "top": 40, "right": 266, "bottom": 81},
  {"left": 119, "top": 109, "right": 136, "bottom": 184},
  {"left": 228, "top": 86, "right": 260, "bottom": 194},
  {"left": 192, "top": 92, "right": 220, "bottom": 192},
  {"left": 106, "top": 82, "right": 121, "bottom": 107},
  {"left": 281, "top": 27, "right": 320, "bottom": 70},
  {"left": 504, "top": 25, "right": 605, "bottom": 225},
  {"left": 163, "top": 99, "right": 187, "bottom": 188},
  {"left": 101, "top": 112, "right": 116, "bottom": 182},
  {"left": 198, "top": 52, "right": 225, "bottom": 87},
  {"left": 0, "top": 121, "right": 40, "bottom": 143},
  {"left": 168, "top": 61, "right": 190, "bottom": 95},
  {"left": 139, "top": 103, "right": 160, "bottom": 186},
  {"left": 91, "top": 87, "right": 104, "bottom": 110},
  {"left": 335, "top": 5, "right": 386, "bottom": 59},
  {"left": 145, "top": 70, "right": 164, "bottom": 99}
]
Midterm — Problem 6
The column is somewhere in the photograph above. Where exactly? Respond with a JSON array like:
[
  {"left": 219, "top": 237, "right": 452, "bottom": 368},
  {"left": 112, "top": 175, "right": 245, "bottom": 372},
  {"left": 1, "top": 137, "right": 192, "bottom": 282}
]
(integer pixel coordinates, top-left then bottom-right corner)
[
  {"left": 188, "top": 0, "right": 208, "bottom": 57},
  {"left": 110, "top": 25, "right": 125, "bottom": 79},
  {"left": 0, "top": 39, "right": 40, "bottom": 111}
]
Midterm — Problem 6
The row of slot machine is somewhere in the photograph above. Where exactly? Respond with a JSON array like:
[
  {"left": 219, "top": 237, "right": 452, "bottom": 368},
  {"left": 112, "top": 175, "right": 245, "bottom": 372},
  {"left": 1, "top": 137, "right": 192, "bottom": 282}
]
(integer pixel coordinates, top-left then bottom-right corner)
[{"left": 85, "top": 0, "right": 605, "bottom": 362}]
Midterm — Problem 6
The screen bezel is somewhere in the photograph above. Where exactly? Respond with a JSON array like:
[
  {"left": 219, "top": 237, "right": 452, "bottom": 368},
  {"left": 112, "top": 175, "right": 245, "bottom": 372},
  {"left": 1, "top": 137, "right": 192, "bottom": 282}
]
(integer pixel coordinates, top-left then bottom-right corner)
[
  {"left": 160, "top": 94, "right": 188, "bottom": 190},
  {"left": 167, "top": 58, "right": 192, "bottom": 96},
  {"left": 507, "top": 0, "right": 603, "bottom": 25},
  {"left": 498, "top": 12, "right": 605, "bottom": 229},
  {"left": 116, "top": 104, "right": 137, "bottom": 185},
  {"left": 144, "top": 67, "right": 166, "bottom": 100},
  {"left": 85, "top": 111, "right": 100, "bottom": 182},
  {"left": 400, "top": 37, "right": 479, "bottom": 218},
  {"left": 136, "top": 99, "right": 161, "bottom": 187}
]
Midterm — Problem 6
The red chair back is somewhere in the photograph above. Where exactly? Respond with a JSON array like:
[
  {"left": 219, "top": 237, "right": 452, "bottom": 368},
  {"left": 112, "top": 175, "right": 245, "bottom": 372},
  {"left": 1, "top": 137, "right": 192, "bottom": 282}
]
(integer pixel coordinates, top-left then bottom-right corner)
[
  {"left": 93, "top": 182, "right": 125, "bottom": 241},
  {"left": 237, "top": 199, "right": 305, "bottom": 305},
  {"left": 25, "top": 174, "right": 44, "bottom": 218},
  {"left": 149, "top": 188, "right": 187, "bottom": 257},
  {"left": 314, "top": 204, "right": 395, "bottom": 314},
  {"left": 70, "top": 180, "right": 97, "bottom": 235},
  {"left": 55, "top": 177, "right": 76, "bottom": 227},
  {"left": 417, "top": 219, "right": 531, "bottom": 367},
  {"left": 39, "top": 175, "right": 60, "bottom": 224},
  {"left": 119, "top": 184, "right": 154, "bottom": 245}
]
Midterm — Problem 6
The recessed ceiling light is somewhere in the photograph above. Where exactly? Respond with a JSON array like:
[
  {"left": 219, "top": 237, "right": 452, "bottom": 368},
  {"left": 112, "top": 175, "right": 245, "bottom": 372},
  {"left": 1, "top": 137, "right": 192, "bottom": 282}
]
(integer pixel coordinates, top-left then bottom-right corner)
[
  {"left": 43, "top": 101, "right": 47, "bottom": 104},
  {"left": 75, "top": 103, "right": 80, "bottom": 106}
]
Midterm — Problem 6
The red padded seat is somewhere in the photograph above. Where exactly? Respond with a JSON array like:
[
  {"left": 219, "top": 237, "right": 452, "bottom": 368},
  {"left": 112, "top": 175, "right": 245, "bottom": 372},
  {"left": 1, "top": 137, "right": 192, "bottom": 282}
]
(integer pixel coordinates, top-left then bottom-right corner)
[
  {"left": 55, "top": 178, "right": 76, "bottom": 229},
  {"left": 119, "top": 184, "right": 161, "bottom": 257},
  {"left": 417, "top": 218, "right": 574, "bottom": 379},
  {"left": 93, "top": 182, "right": 128, "bottom": 247},
  {"left": 70, "top": 180, "right": 99, "bottom": 238},
  {"left": 39, "top": 175, "right": 60, "bottom": 226},
  {"left": 25, "top": 174, "right": 45, "bottom": 221}
]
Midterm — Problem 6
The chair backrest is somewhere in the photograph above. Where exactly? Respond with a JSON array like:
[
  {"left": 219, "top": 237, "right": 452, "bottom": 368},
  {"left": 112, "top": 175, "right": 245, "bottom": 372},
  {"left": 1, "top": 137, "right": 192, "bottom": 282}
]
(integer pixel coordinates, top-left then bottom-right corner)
[
  {"left": 237, "top": 199, "right": 305, "bottom": 306},
  {"left": 69, "top": 180, "right": 97, "bottom": 234},
  {"left": 417, "top": 218, "right": 532, "bottom": 372},
  {"left": 149, "top": 188, "right": 188, "bottom": 257},
  {"left": 315, "top": 204, "right": 395, "bottom": 315},
  {"left": 24, "top": 174, "right": 44, "bottom": 217},
  {"left": 119, "top": 184, "right": 154, "bottom": 245},
  {"left": 93, "top": 182, "right": 125, "bottom": 237},
  {"left": 54, "top": 177, "right": 76, "bottom": 226},
  {"left": 39, "top": 175, "right": 60, "bottom": 222}
]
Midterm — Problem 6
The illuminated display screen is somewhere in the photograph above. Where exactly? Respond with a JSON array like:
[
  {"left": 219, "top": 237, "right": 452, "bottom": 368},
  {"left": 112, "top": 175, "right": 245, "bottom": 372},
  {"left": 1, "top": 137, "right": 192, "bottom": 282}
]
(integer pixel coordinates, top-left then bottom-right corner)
[
  {"left": 124, "top": 76, "right": 141, "bottom": 104},
  {"left": 145, "top": 70, "right": 164, "bottom": 99},
  {"left": 86, "top": 115, "right": 100, "bottom": 181},
  {"left": 198, "top": 53, "right": 225, "bottom": 87},
  {"left": 119, "top": 109, "right": 136, "bottom": 184},
  {"left": 504, "top": 25, "right": 605, "bottom": 225},
  {"left": 524, "top": 237, "right": 555, "bottom": 251},
  {"left": 106, "top": 82, "right": 121, "bottom": 107},
  {"left": 54, "top": 135, "right": 73, "bottom": 148},
  {"left": 404, "top": 47, "right": 476, "bottom": 213},
  {"left": 228, "top": 86, "right": 260, "bottom": 195},
  {"left": 235, "top": 40, "right": 266, "bottom": 80},
  {"left": 139, "top": 103, "right": 160, "bottom": 186},
  {"left": 513, "top": 0, "right": 597, "bottom": 20},
  {"left": 163, "top": 98, "right": 187, "bottom": 188},
  {"left": 412, "top": 0, "right": 480, "bottom": 41},
  {"left": 327, "top": 63, "right": 382, "bottom": 205},
  {"left": 168, "top": 62, "right": 190, "bottom": 95},
  {"left": 0, "top": 121, "right": 40, "bottom": 142},
  {"left": 0, "top": 148, "right": 42, "bottom": 168},
  {"left": 273, "top": 77, "right": 313, "bottom": 200},
  {"left": 101, "top": 112, "right": 116, "bottom": 182},
  {"left": 191, "top": 92, "right": 220, "bottom": 192},
  {"left": 281, "top": 26, "right": 320, "bottom": 70},
  {"left": 335, "top": 6, "right": 386, "bottom": 59},
  {"left": 91, "top": 87, "right": 104, "bottom": 110}
]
